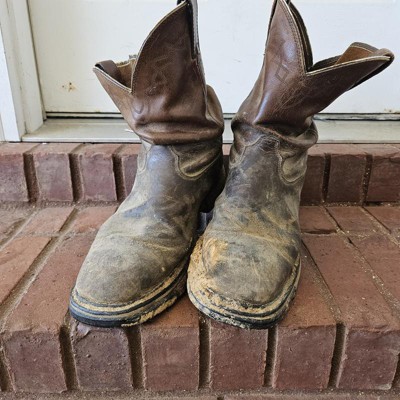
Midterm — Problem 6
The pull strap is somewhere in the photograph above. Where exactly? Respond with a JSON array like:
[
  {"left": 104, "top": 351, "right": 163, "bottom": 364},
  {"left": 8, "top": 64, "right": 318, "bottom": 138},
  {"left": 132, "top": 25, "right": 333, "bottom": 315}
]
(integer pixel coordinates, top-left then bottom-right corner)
[
  {"left": 95, "top": 60, "right": 122, "bottom": 82},
  {"left": 177, "top": 0, "right": 200, "bottom": 56}
]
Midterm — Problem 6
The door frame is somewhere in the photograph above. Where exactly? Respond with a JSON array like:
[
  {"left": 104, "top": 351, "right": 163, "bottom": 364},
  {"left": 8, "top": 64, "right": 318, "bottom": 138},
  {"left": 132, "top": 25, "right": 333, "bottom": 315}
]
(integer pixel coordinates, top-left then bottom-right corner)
[
  {"left": 0, "top": 0, "right": 44, "bottom": 141},
  {"left": 1, "top": 0, "right": 399, "bottom": 143}
]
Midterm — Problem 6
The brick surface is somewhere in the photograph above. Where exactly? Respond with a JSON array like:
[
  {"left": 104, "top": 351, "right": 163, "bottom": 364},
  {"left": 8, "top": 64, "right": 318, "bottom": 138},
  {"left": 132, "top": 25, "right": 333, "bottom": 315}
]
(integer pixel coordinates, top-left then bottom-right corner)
[
  {"left": 31, "top": 143, "right": 79, "bottom": 202},
  {"left": 0, "top": 236, "right": 50, "bottom": 305},
  {"left": 0, "top": 143, "right": 37, "bottom": 202},
  {"left": 366, "top": 206, "right": 400, "bottom": 238},
  {"left": 326, "top": 144, "right": 367, "bottom": 204},
  {"left": 209, "top": 319, "right": 267, "bottom": 390},
  {"left": 327, "top": 206, "right": 377, "bottom": 233},
  {"left": 117, "top": 144, "right": 141, "bottom": 199},
  {"left": 299, "top": 206, "right": 336, "bottom": 234},
  {"left": 301, "top": 145, "right": 326, "bottom": 205},
  {"left": 361, "top": 145, "right": 400, "bottom": 202},
  {"left": 350, "top": 234, "right": 400, "bottom": 302},
  {"left": 0, "top": 208, "right": 31, "bottom": 240},
  {"left": 273, "top": 251, "right": 336, "bottom": 390},
  {"left": 303, "top": 234, "right": 400, "bottom": 390},
  {"left": 21, "top": 207, "right": 73, "bottom": 235},
  {"left": 2, "top": 234, "right": 94, "bottom": 392},
  {"left": 141, "top": 296, "right": 200, "bottom": 391},
  {"left": 2, "top": 202, "right": 400, "bottom": 395},
  {"left": 69, "top": 206, "right": 117, "bottom": 234},
  {"left": 75, "top": 144, "right": 121, "bottom": 202},
  {"left": 70, "top": 321, "right": 133, "bottom": 391}
]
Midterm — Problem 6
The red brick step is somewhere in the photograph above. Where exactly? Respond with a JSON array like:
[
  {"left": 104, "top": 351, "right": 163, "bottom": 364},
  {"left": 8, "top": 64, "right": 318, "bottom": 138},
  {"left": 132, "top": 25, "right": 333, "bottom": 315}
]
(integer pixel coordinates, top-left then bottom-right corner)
[
  {"left": 0, "top": 204, "right": 399, "bottom": 397},
  {"left": 1, "top": 143, "right": 399, "bottom": 204}
]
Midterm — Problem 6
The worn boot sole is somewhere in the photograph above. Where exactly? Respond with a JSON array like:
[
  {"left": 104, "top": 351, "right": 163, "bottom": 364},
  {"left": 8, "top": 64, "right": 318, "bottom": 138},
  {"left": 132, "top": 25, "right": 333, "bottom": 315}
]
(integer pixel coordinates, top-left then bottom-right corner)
[
  {"left": 187, "top": 237, "right": 301, "bottom": 329},
  {"left": 69, "top": 257, "right": 188, "bottom": 328}
]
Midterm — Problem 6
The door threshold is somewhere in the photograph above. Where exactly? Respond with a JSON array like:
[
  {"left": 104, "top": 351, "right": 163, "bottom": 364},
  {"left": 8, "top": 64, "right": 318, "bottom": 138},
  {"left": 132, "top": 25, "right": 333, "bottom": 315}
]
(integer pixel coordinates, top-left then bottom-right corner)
[{"left": 22, "top": 118, "right": 400, "bottom": 144}]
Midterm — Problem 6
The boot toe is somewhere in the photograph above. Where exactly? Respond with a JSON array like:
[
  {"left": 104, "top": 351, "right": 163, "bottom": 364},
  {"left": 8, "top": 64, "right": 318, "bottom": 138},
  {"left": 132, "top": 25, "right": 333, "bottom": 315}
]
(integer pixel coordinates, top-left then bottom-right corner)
[
  {"left": 70, "top": 234, "right": 188, "bottom": 327},
  {"left": 188, "top": 234, "right": 300, "bottom": 329}
]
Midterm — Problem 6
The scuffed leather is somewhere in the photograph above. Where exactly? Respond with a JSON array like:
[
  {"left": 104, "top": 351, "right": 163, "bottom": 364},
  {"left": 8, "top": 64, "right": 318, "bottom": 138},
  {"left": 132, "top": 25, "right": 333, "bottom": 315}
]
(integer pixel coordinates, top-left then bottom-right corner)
[
  {"left": 93, "top": 0, "right": 224, "bottom": 145},
  {"left": 74, "top": 138, "right": 224, "bottom": 306},
  {"left": 200, "top": 126, "right": 316, "bottom": 305},
  {"left": 188, "top": 0, "right": 394, "bottom": 325}
]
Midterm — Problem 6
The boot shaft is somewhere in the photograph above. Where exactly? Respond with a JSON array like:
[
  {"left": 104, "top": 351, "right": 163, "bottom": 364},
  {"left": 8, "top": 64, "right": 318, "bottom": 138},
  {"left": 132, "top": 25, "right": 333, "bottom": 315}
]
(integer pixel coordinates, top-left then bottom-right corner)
[
  {"left": 234, "top": 0, "right": 394, "bottom": 135},
  {"left": 94, "top": 0, "right": 224, "bottom": 145}
]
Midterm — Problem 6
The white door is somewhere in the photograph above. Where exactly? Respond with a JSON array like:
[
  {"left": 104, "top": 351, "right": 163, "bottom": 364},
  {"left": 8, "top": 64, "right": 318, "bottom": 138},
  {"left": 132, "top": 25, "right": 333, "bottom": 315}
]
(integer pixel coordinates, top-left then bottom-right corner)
[{"left": 28, "top": 0, "right": 400, "bottom": 116}]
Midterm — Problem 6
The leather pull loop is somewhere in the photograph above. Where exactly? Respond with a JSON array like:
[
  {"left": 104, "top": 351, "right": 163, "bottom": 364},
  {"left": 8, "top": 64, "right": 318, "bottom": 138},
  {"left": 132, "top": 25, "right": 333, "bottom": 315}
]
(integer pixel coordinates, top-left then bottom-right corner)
[
  {"left": 177, "top": 0, "right": 200, "bottom": 57},
  {"left": 95, "top": 60, "right": 122, "bottom": 83}
]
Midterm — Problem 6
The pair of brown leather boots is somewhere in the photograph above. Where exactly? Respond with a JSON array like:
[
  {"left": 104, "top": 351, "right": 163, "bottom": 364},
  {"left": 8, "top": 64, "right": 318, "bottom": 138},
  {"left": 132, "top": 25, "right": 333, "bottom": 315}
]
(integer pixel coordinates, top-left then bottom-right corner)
[{"left": 69, "top": 0, "right": 393, "bottom": 329}]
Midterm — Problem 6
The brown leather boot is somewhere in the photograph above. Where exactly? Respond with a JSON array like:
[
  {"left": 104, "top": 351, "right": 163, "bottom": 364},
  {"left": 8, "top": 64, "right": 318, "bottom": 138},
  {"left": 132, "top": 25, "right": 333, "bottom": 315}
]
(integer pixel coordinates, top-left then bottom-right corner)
[
  {"left": 187, "top": 0, "right": 394, "bottom": 329},
  {"left": 70, "top": 0, "right": 225, "bottom": 327}
]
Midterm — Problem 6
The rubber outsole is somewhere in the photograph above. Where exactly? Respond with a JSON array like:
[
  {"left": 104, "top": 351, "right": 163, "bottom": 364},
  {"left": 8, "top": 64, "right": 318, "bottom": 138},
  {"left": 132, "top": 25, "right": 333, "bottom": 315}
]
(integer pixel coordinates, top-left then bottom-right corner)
[
  {"left": 187, "top": 269, "right": 300, "bottom": 329},
  {"left": 69, "top": 265, "right": 187, "bottom": 328}
]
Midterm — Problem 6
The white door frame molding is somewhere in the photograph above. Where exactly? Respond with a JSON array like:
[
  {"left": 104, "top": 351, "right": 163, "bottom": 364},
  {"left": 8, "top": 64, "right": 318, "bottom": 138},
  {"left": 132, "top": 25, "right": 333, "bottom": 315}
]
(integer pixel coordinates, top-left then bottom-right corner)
[{"left": 0, "top": 0, "right": 44, "bottom": 141}]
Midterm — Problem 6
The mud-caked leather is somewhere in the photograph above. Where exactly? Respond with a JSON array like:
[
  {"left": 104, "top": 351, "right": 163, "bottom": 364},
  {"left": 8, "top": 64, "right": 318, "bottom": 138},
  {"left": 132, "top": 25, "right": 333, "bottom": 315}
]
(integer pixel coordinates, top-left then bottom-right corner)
[
  {"left": 70, "top": 0, "right": 225, "bottom": 327},
  {"left": 187, "top": 0, "right": 394, "bottom": 329}
]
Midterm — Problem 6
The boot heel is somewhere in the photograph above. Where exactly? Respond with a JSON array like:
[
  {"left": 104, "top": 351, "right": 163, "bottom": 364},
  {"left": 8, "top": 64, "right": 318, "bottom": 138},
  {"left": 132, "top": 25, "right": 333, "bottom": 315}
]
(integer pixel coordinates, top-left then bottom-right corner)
[{"left": 199, "top": 164, "right": 226, "bottom": 214}]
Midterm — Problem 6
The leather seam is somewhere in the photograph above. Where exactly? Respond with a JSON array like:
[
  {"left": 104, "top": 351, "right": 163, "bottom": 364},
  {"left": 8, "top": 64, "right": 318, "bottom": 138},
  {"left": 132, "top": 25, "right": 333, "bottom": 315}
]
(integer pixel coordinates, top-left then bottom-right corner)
[
  {"left": 278, "top": 0, "right": 304, "bottom": 75},
  {"left": 277, "top": 148, "right": 308, "bottom": 185},
  {"left": 170, "top": 146, "right": 223, "bottom": 180},
  {"left": 131, "top": 4, "right": 186, "bottom": 93}
]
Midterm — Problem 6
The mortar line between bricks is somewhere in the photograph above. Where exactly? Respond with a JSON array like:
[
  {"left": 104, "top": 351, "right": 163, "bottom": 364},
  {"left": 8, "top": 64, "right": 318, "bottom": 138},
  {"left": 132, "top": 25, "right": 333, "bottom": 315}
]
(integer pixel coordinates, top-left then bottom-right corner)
[
  {"left": 326, "top": 207, "right": 400, "bottom": 316},
  {"left": 198, "top": 316, "right": 210, "bottom": 388},
  {"left": 264, "top": 325, "right": 277, "bottom": 387},
  {"left": 301, "top": 242, "right": 342, "bottom": 323},
  {"left": 113, "top": 151, "right": 125, "bottom": 202},
  {"left": 69, "top": 145, "right": 85, "bottom": 202},
  {"left": 0, "top": 207, "right": 38, "bottom": 252},
  {"left": 60, "top": 314, "right": 78, "bottom": 390},
  {"left": 362, "top": 153, "right": 373, "bottom": 204},
  {"left": 320, "top": 206, "right": 341, "bottom": 233},
  {"left": 362, "top": 207, "right": 400, "bottom": 245},
  {"left": 301, "top": 241, "right": 345, "bottom": 388},
  {"left": 0, "top": 207, "right": 79, "bottom": 327},
  {"left": 345, "top": 234, "right": 400, "bottom": 318},
  {"left": 24, "top": 148, "right": 40, "bottom": 203},
  {"left": 322, "top": 153, "right": 331, "bottom": 203},
  {"left": 393, "top": 352, "right": 400, "bottom": 389},
  {"left": 0, "top": 343, "right": 10, "bottom": 391},
  {"left": 328, "top": 323, "right": 347, "bottom": 388},
  {"left": 126, "top": 326, "right": 144, "bottom": 389}
]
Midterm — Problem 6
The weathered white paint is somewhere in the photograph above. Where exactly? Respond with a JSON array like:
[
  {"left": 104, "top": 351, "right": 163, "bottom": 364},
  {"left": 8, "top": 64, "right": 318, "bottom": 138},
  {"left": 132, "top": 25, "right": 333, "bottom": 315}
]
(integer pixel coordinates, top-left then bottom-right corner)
[
  {"left": 0, "top": 12, "right": 21, "bottom": 142},
  {"left": 0, "top": 0, "right": 44, "bottom": 140},
  {"left": 28, "top": 0, "right": 400, "bottom": 115}
]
